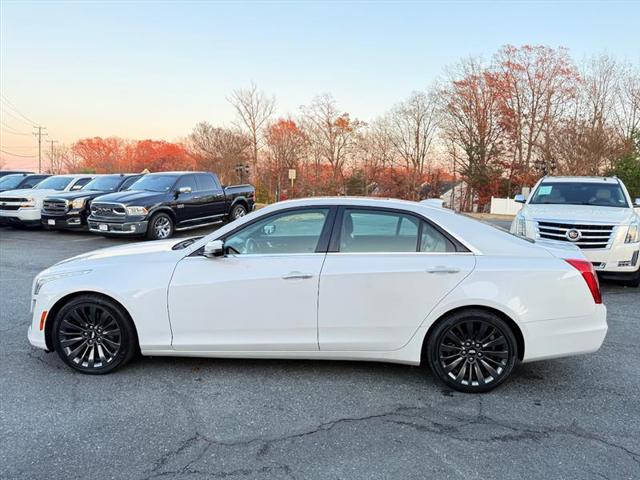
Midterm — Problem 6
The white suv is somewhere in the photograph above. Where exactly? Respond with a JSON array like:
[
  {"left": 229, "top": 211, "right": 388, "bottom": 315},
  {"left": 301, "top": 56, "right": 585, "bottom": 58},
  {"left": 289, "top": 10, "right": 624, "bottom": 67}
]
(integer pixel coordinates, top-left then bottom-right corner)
[
  {"left": 0, "top": 174, "right": 95, "bottom": 227},
  {"left": 511, "top": 176, "right": 640, "bottom": 287}
]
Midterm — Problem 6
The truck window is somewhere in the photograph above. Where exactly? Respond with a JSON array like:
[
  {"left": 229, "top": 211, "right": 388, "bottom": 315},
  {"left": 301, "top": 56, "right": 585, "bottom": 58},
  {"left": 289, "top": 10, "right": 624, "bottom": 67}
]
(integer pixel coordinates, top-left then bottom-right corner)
[
  {"left": 195, "top": 174, "right": 218, "bottom": 191},
  {"left": 175, "top": 175, "right": 197, "bottom": 192},
  {"left": 119, "top": 176, "right": 140, "bottom": 190}
]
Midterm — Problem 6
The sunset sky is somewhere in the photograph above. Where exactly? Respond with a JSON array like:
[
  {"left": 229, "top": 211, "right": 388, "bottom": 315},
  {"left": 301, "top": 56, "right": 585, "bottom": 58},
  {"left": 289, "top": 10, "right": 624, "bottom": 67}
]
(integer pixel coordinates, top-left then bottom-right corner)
[{"left": 1, "top": 0, "right": 639, "bottom": 170}]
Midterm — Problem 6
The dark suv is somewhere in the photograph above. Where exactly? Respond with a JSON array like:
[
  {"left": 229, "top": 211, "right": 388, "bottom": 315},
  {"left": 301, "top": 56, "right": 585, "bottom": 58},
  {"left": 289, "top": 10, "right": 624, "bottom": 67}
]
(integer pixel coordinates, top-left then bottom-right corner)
[
  {"left": 87, "top": 171, "right": 255, "bottom": 240},
  {"left": 41, "top": 174, "right": 143, "bottom": 231}
]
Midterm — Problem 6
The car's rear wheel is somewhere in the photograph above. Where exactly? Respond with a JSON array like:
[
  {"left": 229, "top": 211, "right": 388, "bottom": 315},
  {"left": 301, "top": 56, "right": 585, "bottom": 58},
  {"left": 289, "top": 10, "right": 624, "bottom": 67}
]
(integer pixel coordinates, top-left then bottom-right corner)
[
  {"left": 52, "top": 294, "right": 137, "bottom": 374},
  {"left": 427, "top": 309, "right": 518, "bottom": 393},
  {"left": 146, "top": 212, "right": 174, "bottom": 240},
  {"left": 230, "top": 204, "right": 247, "bottom": 221}
]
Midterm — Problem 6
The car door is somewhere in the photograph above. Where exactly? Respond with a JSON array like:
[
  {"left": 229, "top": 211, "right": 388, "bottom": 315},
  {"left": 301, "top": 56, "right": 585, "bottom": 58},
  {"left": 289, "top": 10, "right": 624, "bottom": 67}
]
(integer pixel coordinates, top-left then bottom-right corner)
[
  {"left": 318, "top": 207, "right": 476, "bottom": 351},
  {"left": 168, "top": 206, "right": 336, "bottom": 351},
  {"left": 172, "top": 174, "right": 200, "bottom": 225},
  {"left": 195, "top": 173, "right": 226, "bottom": 219}
]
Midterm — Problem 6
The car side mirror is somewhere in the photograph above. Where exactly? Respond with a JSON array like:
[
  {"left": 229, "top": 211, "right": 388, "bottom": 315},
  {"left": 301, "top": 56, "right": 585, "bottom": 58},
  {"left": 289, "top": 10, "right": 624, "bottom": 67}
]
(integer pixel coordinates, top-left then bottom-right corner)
[
  {"left": 514, "top": 194, "right": 526, "bottom": 204},
  {"left": 634, "top": 198, "right": 640, "bottom": 207},
  {"left": 178, "top": 186, "right": 192, "bottom": 195},
  {"left": 203, "top": 239, "right": 225, "bottom": 258}
]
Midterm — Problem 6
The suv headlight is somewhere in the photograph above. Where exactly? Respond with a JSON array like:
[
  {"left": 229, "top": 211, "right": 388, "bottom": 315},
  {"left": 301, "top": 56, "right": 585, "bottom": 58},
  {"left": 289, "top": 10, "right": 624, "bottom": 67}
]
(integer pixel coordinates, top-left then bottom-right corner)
[
  {"left": 126, "top": 206, "right": 148, "bottom": 216},
  {"left": 71, "top": 197, "right": 88, "bottom": 209},
  {"left": 625, "top": 222, "right": 639, "bottom": 243},
  {"left": 20, "top": 197, "right": 36, "bottom": 207},
  {"left": 33, "top": 270, "right": 91, "bottom": 295},
  {"left": 514, "top": 214, "right": 527, "bottom": 237}
]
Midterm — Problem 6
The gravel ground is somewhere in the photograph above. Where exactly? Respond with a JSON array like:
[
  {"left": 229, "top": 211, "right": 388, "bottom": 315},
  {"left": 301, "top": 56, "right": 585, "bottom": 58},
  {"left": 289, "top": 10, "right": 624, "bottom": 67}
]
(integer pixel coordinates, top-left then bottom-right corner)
[{"left": 1, "top": 226, "right": 638, "bottom": 480}]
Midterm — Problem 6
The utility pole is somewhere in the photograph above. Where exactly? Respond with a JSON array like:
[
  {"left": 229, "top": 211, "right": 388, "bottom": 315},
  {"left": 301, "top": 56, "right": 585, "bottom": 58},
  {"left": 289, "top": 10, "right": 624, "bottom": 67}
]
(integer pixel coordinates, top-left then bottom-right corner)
[
  {"left": 33, "top": 126, "right": 48, "bottom": 173},
  {"left": 47, "top": 139, "right": 58, "bottom": 173}
]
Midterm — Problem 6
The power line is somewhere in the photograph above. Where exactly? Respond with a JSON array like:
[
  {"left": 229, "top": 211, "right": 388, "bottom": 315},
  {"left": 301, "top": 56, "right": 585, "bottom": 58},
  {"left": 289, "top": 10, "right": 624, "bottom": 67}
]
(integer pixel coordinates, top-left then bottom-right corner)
[
  {"left": 0, "top": 107, "right": 35, "bottom": 128},
  {"left": 0, "top": 95, "right": 38, "bottom": 125},
  {"left": 0, "top": 121, "right": 33, "bottom": 136},
  {"left": 0, "top": 149, "right": 37, "bottom": 158},
  {"left": 33, "top": 126, "right": 48, "bottom": 173}
]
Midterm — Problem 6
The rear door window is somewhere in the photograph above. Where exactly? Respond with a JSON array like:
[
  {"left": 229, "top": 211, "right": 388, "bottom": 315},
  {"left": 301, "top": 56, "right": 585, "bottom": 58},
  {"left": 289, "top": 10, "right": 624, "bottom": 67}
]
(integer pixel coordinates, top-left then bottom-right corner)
[
  {"left": 339, "top": 209, "right": 420, "bottom": 253},
  {"left": 195, "top": 174, "right": 218, "bottom": 191}
]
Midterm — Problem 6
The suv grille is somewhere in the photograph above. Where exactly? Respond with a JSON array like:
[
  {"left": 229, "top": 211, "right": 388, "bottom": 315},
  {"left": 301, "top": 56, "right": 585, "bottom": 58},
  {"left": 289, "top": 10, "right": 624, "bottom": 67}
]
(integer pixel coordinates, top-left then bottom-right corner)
[
  {"left": 43, "top": 199, "right": 68, "bottom": 214},
  {"left": 90, "top": 202, "right": 126, "bottom": 220},
  {"left": 536, "top": 221, "right": 615, "bottom": 249},
  {"left": 0, "top": 198, "right": 26, "bottom": 210}
]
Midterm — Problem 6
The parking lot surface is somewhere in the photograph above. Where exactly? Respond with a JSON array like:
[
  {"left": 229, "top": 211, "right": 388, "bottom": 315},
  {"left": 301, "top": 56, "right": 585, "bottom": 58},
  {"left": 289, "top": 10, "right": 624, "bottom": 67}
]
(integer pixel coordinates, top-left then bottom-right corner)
[{"left": 1, "top": 226, "right": 639, "bottom": 480}]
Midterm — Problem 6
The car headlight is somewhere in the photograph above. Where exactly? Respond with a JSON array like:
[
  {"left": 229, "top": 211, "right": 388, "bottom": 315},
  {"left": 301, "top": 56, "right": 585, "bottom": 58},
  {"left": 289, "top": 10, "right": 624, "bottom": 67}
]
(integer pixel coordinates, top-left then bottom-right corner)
[
  {"left": 625, "top": 222, "right": 639, "bottom": 243},
  {"left": 126, "top": 206, "right": 148, "bottom": 216},
  {"left": 34, "top": 270, "right": 91, "bottom": 295},
  {"left": 20, "top": 197, "right": 36, "bottom": 207},
  {"left": 71, "top": 197, "right": 88, "bottom": 209},
  {"left": 515, "top": 214, "right": 527, "bottom": 237}
]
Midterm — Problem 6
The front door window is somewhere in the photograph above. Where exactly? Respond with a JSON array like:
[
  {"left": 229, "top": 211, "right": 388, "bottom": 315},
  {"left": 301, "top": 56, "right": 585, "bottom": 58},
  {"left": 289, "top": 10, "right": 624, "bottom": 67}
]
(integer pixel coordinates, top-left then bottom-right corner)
[{"left": 225, "top": 209, "right": 329, "bottom": 255}]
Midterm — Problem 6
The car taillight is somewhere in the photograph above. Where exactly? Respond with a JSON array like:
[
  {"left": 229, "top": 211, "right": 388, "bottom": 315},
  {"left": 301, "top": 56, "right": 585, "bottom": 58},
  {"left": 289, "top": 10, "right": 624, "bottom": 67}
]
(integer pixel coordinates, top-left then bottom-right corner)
[{"left": 565, "top": 259, "right": 602, "bottom": 304}]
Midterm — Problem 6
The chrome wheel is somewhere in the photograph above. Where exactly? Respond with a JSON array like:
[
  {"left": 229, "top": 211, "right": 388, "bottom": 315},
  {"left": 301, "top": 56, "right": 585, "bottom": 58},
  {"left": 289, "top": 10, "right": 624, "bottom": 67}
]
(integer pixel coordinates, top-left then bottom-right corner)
[
  {"left": 154, "top": 216, "right": 172, "bottom": 239},
  {"left": 58, "top": 304, "right": 122, "bottom": 369},
  {"left": 232, "top": 205, "right": 246, "bottom": 220},
  {"left": 438, "top": 319, "right": 510, "bottom": 388}
]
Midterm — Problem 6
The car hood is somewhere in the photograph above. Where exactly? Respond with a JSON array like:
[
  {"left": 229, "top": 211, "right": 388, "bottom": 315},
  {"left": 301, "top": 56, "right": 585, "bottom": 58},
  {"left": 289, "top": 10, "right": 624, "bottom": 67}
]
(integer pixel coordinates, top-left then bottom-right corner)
[
  {"left": 45, "top": 190, "right": 111, "bottom": 201},
  {"left": 0, "top": 188, "right": 59, "bottom": 199},
  {"left": 523, "top": 204, "right": 637, "bottom": 225},
  {"left": 49, "top": 239, "right": 184, "bottom": 271},
  {"left": 94, "top": 190, "right": 167, "bottom": 205}
]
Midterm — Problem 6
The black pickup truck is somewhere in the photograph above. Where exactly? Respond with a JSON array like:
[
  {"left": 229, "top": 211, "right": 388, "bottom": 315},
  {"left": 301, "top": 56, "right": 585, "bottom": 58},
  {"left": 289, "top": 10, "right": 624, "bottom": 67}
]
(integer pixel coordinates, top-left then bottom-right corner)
[
  {"left": 41, "top": 174, "right": 143, "bottom": 230},
  {"left": 87, "top": 171, "right": 255, "bottom": 240}
]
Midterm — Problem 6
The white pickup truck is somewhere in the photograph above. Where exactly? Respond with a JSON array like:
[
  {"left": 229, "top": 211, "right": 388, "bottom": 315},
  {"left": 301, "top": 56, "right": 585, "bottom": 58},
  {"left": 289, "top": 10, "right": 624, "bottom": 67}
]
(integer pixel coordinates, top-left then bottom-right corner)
[{"left": 511, "top": 176, "right": 640, "bottom": 287}]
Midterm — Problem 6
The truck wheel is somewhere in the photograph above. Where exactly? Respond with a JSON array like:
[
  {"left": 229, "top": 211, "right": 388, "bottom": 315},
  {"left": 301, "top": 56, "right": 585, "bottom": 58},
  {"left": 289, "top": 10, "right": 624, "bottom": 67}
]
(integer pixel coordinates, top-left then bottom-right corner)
[
  {"left": 146, "top": 212, "right": 174, "bottom": 240},
  {"left": 230, "top": 204, "right": 247, "bottom": 221}
]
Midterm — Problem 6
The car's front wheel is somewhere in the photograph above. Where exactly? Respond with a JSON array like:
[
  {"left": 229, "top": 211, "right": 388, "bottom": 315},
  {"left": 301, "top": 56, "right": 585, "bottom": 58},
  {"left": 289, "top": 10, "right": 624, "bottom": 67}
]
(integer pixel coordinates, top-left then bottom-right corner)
[
  {"left": 52, "top": 294, "right": 138, "bottom": 374},
  {"left": 146, "top": 212, "right": 174, "bottom": 240},
  {"left": 426, "top": 309, "right": 518, "bottom": 393}
]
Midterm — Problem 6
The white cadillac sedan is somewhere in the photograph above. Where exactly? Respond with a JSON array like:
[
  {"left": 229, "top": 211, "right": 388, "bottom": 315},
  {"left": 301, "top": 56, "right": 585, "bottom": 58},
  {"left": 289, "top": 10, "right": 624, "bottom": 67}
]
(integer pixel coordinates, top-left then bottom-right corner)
[{"left": 28, "top": 198, "right": 607, "bottom": 392}]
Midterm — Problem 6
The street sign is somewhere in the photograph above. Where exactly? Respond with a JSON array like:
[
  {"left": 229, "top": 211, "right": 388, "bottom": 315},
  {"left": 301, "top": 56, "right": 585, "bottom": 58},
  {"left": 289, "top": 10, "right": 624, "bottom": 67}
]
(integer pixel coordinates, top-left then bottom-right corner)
[{"left": 288, "top": 169, "right": 296, "bottom": 180}]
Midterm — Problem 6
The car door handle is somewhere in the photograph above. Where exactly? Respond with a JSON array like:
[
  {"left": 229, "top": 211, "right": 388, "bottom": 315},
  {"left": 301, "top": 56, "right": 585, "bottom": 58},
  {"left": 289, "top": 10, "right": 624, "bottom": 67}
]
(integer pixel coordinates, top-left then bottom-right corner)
[
  {"left": 282, "top": 271, "right": 314, "bottom": 280},
  {"left": 426, "top": 266, "right": 460, "bottom": 274}
]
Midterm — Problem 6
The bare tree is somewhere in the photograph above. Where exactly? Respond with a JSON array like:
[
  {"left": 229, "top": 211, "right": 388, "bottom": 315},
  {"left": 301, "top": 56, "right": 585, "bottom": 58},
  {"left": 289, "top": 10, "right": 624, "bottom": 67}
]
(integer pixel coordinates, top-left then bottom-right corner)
[
  {"left": 614, "top": 63, "right": 640, "bottom": 142},
  {"left": 301, "top": 94, "right": 364, "bottom": 194},
  {"left": 388, "top": 90, "right": 439, "bottom": 199},
  {"left": 188, "top": 122, "right": 251, "bottom": 184},
  {"left": 440, "top": 58, "right": 504, "bottom": 211},
  {"left": 228, "top": 82, "right": 275, "bottom": 180}
]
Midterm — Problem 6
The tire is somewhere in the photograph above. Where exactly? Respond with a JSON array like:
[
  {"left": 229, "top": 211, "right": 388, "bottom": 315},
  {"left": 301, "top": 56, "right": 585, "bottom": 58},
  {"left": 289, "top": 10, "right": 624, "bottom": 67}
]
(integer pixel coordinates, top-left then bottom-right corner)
[
  {"left": 146, "top": 212, "right": 174, "bottom": 240},
  {"left": 625, "top": 267, "right": 640, "bottom": 288},
  {"left": 426, "top": 309, "right": 518, "bottom": 393},
  {"left": 51, "top": 294, "right": 138, "bottom": 374},
  {"left": 229, "top": 203, "right": 247, "bottom": 221}
]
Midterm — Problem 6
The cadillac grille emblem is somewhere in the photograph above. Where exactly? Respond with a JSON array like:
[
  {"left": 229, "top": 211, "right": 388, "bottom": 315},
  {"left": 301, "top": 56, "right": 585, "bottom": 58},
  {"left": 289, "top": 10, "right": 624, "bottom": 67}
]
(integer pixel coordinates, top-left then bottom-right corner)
[{"left": 566, "top": 229, "right": 581, "bottom": 242}]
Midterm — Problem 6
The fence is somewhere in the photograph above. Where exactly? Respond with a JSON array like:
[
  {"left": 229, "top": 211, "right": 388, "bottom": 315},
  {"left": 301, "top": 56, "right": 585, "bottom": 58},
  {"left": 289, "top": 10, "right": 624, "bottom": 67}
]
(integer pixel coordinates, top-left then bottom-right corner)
[{"left": 490, "top": 197, "right": 523, "bottom": 216}]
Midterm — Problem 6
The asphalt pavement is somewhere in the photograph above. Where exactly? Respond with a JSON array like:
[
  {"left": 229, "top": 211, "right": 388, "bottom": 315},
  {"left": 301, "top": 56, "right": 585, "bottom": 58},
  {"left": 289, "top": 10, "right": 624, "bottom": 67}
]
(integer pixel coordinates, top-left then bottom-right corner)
[{"left": 1, "top": 225, "right": 639, "bottom": 480}]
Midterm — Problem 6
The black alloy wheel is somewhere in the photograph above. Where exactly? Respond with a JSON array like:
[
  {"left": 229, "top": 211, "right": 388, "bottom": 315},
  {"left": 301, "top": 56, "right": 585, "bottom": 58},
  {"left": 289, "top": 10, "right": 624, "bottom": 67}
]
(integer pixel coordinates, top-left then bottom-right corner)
[
  {"left": 427, "top": 310, "right": 518, "bottom": 393},
  {"left": 52, "top": 294, "right": 137, "bottom": 374}
]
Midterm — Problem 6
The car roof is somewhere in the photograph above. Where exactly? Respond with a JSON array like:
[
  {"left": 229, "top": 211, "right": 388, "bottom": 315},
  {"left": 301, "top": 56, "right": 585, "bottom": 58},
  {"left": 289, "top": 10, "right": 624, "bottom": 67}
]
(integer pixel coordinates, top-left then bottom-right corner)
[{"left": 540, "top": 176, "right": 620, "bottom": 184}]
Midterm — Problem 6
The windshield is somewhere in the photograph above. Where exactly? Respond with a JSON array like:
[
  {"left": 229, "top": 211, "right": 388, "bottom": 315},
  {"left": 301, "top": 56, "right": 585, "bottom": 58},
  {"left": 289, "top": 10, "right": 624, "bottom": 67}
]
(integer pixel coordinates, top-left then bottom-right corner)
[
  {"left": 126, "top": 175, "right": 178, "bottom": 192},
  {"left": 34, "top": 176, "right": 73, "bottom": 191},
  {"left": 82, "top": 175, "right": 123, "bottom": 192},
  {"left": 0, "top": 175, "right": 26, "bottom": 189},
  {"left": 529, "top": 182, "right": 629, "bottom": 208}
]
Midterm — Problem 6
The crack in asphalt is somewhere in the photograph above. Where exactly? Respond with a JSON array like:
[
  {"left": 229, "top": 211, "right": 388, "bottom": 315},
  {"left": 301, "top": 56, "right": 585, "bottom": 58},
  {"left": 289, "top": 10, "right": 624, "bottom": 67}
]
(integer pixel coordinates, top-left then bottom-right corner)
[{"left": 139, "top": 399, "right": 640, "bottom": 479}]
